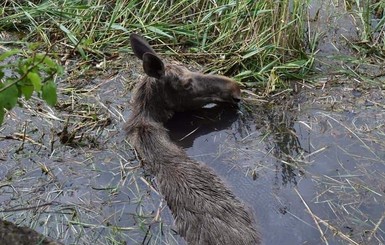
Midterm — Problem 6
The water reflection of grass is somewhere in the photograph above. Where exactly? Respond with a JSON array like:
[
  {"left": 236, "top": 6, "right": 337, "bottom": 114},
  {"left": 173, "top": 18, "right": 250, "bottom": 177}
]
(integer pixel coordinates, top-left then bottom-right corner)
[
  {"left": 242, "top": 86, "right": 385, "bottom": 244},
  {"left": 310, "top": 107, "right": 385, "bottom": 244}
]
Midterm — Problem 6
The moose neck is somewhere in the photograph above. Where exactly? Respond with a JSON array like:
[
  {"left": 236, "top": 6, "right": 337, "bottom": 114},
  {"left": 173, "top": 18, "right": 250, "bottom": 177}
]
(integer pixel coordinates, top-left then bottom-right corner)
[
  {"left": 130, "top": 76, "right": 174, "bottom": 124},
  {"left": 126, "top": 75, "right": 187, "bottom": 173}
]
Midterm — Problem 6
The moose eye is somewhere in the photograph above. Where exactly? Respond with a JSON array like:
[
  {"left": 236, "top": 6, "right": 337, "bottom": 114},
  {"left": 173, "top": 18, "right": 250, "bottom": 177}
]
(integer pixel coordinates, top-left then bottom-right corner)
[{"left": 182, "top": 78, "right": 193, "bottom": 90}]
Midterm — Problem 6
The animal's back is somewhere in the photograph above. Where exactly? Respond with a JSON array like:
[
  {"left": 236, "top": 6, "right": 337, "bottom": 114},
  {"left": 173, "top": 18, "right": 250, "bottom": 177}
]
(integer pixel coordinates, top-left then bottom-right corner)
[
  {"left": 130, "top": 124, "right": 260, "bottom": 245},
  {"left": 158, "top": 159, "right": 260, "bottom": 245}
]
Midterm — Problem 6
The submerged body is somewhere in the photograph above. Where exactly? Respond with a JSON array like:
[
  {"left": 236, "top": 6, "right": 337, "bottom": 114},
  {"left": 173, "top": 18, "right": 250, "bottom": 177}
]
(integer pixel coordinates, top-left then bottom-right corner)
[{"left": 126, "top": 34, "right": 260, "bottom": 245}]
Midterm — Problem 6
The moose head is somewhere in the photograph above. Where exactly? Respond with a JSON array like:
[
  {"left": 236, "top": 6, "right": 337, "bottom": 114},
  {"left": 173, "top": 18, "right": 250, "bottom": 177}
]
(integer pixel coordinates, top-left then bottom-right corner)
[{"left": 130, "top": 34, "right": 241, "bottom": 120}]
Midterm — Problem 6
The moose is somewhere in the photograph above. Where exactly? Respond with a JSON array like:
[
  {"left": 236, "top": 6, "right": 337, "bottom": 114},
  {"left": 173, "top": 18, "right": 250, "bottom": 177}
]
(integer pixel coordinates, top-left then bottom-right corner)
[
  {"left": 126, "top": 34, "right": 260, "bottom": 245},
  {"left": 0, "top": 219, "right": 62, "bottom": 245}
]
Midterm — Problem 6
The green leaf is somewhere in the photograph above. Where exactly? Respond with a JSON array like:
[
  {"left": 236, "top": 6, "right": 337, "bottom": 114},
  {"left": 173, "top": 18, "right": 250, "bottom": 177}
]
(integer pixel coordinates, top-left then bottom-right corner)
[
  {"left": 242, "top": 49, "right": 263, "bottom": 59},
  {"left": 110, "top": 23, "right": 128, "bottom": 32},
  {"left": 18, "top": 63, "right": 28, "bottom": 75},
  {"left": 0, "top": 106, "right": 4, "bottom": 125},
  {"left": 234, "top": 70, "right": 253, "bottom": 78},
  {"left": 147, "top": 26, "right": 173, "bottom": 39},
  {"left": 0, "top": 49, "right": 20, "bottom": 62},
  {"left": 57, "top": 65, "right": 64, "bottom": 75},
  {"left": 35, "top": 54, "right": 58, "bottom": 69},
  {"left": 77, "top": 46, "right": 86, "bottom": 59},
  {"left": 27, "top": 72, "right": 42, "bottom": 91},
  {"left": 59, "top": 24, "right": 78, "bottom": 45},
  {"left": 0, "top": 84, "right": 18, "bottom": 110},
  {"left": 42, "top": 80, "right": 57, "bottom": 106},
  {"left": 28, "top": 42, "right": 41, "bottom": 51},
  {"left": 21, "top": 85, "right": 34, "bottom": 100}
]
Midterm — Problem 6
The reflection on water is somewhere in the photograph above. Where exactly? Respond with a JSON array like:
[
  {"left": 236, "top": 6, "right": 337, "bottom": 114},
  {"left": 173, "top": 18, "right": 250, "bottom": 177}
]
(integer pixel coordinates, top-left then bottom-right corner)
[
  {"left": 1, "top": 79, "right": 384, "bottom": 244},
  {"left": 166, "top": 85, "right": 385, "bottom": 245}
]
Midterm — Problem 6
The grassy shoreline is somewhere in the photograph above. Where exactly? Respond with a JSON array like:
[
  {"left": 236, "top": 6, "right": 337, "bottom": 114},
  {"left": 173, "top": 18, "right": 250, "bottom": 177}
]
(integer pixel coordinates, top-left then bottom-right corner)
[
  {"left": 2, "top": 1, "right": 384, "bottom": 89},
  {"left": 1, "top": 0, "right": 312, "bottom": 88}
]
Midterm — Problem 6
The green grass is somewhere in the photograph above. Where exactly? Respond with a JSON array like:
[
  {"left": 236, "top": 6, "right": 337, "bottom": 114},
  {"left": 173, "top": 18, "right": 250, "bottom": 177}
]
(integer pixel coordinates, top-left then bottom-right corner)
[
  {"left": 2, "top": 0, "right": 385, "bottom": 89},
  {"left": 351, "top": 0, "right": 385, "bottom": 47},
  {"left": 339, "top": 0, "right": 385, "bottom": 86},
  {"left": 0, "top": 0, "right": 313, "bottom": 91}
]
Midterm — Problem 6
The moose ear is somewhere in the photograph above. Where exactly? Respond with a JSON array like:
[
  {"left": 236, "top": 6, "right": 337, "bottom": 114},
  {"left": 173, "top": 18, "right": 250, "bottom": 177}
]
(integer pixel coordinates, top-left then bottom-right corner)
[
  {"left": 142, "top": 52, "right": 165, "bottom": 79},
  {"left": 130, "top": 33, "right": 157, "bottom": 60}
]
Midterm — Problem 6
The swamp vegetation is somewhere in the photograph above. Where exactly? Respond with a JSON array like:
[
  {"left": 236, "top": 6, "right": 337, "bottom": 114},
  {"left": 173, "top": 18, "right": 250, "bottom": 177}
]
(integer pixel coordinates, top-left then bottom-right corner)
[{"left": 0, "top": 0, "right": 385, "bottom": 244}]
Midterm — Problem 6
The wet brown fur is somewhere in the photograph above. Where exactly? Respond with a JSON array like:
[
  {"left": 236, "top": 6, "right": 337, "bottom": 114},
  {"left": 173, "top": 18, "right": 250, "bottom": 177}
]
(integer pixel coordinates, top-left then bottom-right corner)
[{"left": 126, "top": 34, "right": 261, "bottom": 245}]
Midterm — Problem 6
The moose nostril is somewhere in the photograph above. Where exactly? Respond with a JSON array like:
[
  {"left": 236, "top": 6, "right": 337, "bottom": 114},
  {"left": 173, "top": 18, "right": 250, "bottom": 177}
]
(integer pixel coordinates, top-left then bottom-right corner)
[
  {"left": 232, "top": 96, "right": 241, "bottom": 103},
  {"left": 232, "top": 85, "right": 242, "bottom": 103}
]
